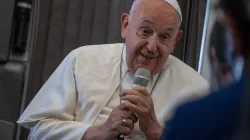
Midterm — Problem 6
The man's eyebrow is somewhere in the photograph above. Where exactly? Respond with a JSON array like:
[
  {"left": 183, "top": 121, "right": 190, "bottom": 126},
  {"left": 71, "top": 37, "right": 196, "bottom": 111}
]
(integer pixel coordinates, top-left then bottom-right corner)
[
  {"left": 141, "top": 20, "right": 153, "bottom": 25},
  {"left": 164, "top": 27, "right": 175, "bottom": 32},
  {"left": 140, "top": 19, "right": 177, "bottom": 32}
]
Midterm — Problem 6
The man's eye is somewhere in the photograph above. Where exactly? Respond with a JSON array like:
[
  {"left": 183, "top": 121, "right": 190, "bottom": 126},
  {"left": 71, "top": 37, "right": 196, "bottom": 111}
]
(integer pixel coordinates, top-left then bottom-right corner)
[
  {"left": 161, "top": 34, "right": 170, "bottom": 41},
  {"left": 137, "top": 28, "right": 152, "bottom": 37}
]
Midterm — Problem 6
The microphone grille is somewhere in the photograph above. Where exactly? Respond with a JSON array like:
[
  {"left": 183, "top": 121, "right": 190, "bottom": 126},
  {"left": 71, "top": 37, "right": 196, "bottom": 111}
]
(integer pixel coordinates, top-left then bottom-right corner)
[
  {"left": 134, "top": 68, "right": 151, "bottom": 81},
  {"left": 133, "top": 68, "right": 150, "bottom": 87}
]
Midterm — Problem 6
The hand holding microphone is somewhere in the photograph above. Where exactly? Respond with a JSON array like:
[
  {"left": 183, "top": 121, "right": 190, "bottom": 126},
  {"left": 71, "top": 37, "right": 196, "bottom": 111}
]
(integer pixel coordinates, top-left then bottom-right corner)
[
  {"left": 82, "top": 68, "right": 162, "bottom": 140},
  {"left": 98, "top": 103, "right": 138, "bottom": 140},
  {"left": 99, "top": 68, "right": 150, "bottom": 140},
  {"left": 118, "top": 68, "right": 151, "bottom": 139},
  {"left": 119, "top": 68, "right": 164, "bottom": 139}
]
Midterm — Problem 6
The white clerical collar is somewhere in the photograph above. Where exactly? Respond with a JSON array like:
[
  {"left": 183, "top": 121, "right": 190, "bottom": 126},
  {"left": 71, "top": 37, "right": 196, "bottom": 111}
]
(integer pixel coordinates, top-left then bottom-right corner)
[{"left": 122, "top": 45, "right": 167, "bottom": 85}]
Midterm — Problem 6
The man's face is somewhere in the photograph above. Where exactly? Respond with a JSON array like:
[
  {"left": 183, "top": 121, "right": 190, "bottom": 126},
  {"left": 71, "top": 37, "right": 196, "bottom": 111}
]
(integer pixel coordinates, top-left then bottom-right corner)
[{"left": 121, "top": 0, "right": 182, "bottom": 75}]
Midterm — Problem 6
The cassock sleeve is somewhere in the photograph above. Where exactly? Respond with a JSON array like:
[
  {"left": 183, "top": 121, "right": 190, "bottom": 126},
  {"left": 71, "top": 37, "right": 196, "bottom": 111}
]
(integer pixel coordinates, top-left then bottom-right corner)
[{"left": 17, "top": 51, "right": 91, "bottom": 140}]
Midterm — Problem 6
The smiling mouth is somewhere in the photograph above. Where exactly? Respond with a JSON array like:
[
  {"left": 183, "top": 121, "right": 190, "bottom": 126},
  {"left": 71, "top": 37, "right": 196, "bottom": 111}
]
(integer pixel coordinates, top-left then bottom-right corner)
[{"left": 140, "top": 53, "right": 157, "bottom": 59}]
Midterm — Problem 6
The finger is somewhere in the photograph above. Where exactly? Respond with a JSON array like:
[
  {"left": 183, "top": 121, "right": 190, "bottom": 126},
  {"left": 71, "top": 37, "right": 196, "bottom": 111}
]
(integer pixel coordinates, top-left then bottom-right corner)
[
  {"left": 120, "top": 89, "right": 142, "bottom": 97},
  {"left": 128, "top": 112, "right": 138, "bottom": 123},
  {"left": 133, "top": 86, "right": 150, "bottom": 97},
  {"left": 112, "top": 107, "right": 127, "bottom": 119},
  {"left": 116, "top": 106, "right": 138, "bottom": 123},
  {"left": 123, "top": 110, "right": 138, "bottom": 123},
  {"left": 115, "top": 122, "right": 132, "bottom": 136},
  {"left": 121, "top": 95, "right": 146, "bottom": 106},
  {"left": 118, "top": 103, "right": 127, "bottom": 110},
  {"left": 120, "top": 89, "right": 134, "bottom": 97},
  {"left": 121, "top": 109, "right": 138, "bottom": 123},
  {"left": 120, "top": 89, "right": 143, "bottom": 96},
  {"left": 123, "top": 102, "right": 141, "bottom": 115},
  {"left": 121, "top": 88, "right": 149, "bottom": 97},
  {"left": 120, "top": 119, "right": 134, "bottom": 129},
  {"left": 115, "top": 106, "right": 135, "bottom": 118}
]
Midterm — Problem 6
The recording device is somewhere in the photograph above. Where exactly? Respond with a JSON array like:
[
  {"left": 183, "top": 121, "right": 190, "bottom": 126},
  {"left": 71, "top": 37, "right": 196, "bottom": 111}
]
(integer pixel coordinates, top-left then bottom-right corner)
[{"left": 117, "top": 68, "right": 150, "bottom": 140}]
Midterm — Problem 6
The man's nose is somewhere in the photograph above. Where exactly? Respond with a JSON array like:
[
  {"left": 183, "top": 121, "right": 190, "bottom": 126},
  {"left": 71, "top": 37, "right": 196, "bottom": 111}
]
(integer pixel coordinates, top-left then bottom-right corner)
[{"left": 146, "top": 35, "right": 158, "bottom": 53}]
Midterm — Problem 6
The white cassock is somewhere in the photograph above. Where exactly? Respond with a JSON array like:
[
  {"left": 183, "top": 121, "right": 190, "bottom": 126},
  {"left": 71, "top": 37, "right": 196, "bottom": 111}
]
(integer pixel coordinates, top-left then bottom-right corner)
[{"left": 17, "top": 43, "right": 209, "bottom": 140}]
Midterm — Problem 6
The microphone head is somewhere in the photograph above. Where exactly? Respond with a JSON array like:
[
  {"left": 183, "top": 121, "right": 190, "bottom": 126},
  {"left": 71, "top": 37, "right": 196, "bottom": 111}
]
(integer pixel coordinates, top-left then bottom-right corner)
[{"left": 133, "top": 68, "right": 151, "bottom": 87}]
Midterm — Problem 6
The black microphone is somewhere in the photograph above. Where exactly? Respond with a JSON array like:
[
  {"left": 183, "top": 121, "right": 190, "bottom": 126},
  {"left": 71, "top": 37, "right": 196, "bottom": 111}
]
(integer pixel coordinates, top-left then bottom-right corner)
[{"left": 117, "top": 68, "right": 150, "bottom": 140}]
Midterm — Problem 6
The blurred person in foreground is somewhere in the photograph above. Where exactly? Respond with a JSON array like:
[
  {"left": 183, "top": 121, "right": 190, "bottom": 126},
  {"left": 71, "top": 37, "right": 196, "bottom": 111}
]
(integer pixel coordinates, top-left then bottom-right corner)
[
  {"left": 161, "top": 0, "right": 250, "bottom": 139},
  {"left": 17, "top": 0, "right": 209, "bottom": 140}
]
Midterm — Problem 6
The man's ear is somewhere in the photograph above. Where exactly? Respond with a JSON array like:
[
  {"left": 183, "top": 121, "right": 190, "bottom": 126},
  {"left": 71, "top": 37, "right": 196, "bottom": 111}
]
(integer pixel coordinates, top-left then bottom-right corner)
[
  {"left": 173, "top": 30, "right": 183, "bottom": 46},
  {"left": 176, "top": 30, "right": 183, "bottom": 42},
  {"left": 121, "top": 13, "right": 129, "bottom": 39}
]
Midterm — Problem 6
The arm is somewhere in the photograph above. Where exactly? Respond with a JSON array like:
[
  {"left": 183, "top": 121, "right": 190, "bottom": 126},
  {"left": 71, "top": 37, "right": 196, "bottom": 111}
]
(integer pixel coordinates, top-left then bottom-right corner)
[
  {"left": 29, "top": 119, "right": 105, "bottom": 140},
  {"left": 145, "top": 124, "right": 164, "bottom": 140},
  {"left": 29, "top": 119, "right": 91, "bottom": 140},
  {"left": 17, "top": 51, "right": 99, "bottom": 140}
]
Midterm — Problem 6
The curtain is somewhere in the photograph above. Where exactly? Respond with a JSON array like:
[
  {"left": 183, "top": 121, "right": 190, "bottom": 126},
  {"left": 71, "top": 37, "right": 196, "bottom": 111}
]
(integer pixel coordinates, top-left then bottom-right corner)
[
  {"left": 19, "top": 0, "right": 208, "bottom": 139},
  {"left": 175, "top": 0, "right": 208, "bottom": 70}
]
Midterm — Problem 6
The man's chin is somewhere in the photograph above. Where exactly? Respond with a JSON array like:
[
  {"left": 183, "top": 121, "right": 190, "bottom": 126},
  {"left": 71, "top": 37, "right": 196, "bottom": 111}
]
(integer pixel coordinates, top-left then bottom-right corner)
[
  {"left": 136, "top": 64, "right": 165, "bottom": 76},
  {"left": 134, "top": 65, "right": 153, "bottom": 72}
]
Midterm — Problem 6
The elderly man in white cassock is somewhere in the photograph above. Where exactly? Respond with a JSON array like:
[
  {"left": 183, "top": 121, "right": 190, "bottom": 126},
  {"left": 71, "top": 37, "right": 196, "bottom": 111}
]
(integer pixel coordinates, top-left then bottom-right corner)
[{"left": 18, "top": 0, "right": 209, "bottom": 139}]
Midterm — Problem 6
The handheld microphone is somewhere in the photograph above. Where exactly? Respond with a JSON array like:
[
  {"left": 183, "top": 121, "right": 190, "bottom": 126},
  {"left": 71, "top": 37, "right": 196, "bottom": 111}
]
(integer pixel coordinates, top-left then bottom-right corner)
[{"left": 117, "top": 68, "right": 150, "bottom": 140}]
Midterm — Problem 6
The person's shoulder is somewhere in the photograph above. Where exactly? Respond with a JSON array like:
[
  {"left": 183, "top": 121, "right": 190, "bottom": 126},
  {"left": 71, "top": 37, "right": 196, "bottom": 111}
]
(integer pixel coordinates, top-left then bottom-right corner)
[
  {"left": 162, "top": 80, "right": 243, "bottom": 140},
  {"left": 177, "top": 79, "right": 243, "bottom": 115},
  {"left": 62, "top": 43, "right": 124, "bottom": 68},
  {"left": 70, "top": 43, "right": 124, "bottom": 58},
  {"left": 167, "top": 55, "right": 208, "bottom": 86},
  {"left": 167, "top": 55, "right": 202, "bottom": 76}
]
